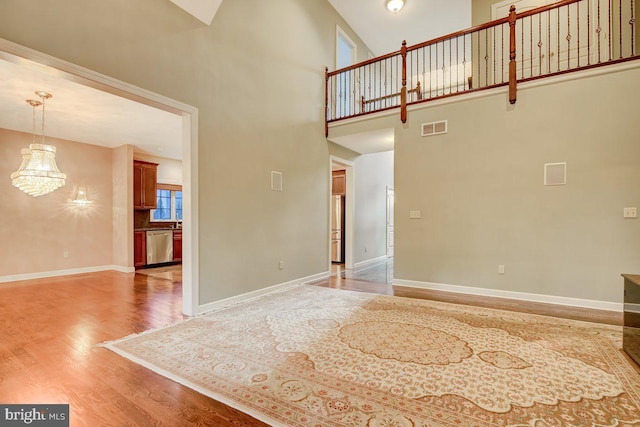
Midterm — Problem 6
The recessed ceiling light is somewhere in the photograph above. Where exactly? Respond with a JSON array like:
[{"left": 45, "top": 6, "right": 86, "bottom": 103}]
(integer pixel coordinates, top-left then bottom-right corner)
[{"left": 386, "top": 0, "right": 404, "bottom": 13}]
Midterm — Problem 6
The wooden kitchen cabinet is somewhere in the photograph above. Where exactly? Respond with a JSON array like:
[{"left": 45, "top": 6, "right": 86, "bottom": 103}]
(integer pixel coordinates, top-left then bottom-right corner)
[
  {"left": 173, "top": 230, "right": 182, "bottom": 262},
  {"left": 332, "top": 170, "right": 346, "bottom": 195},
  {"left": 133, "top": 160, "right": 158, "bottom": 209},
  {"left": 134, "top": 230, "right": 146, "bottom": 267}
]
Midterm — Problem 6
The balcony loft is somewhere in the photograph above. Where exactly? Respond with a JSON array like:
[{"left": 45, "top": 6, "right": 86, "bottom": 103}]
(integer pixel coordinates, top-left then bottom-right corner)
[{"left": 325, "top": 0, "right": 639, "bottom": 136}]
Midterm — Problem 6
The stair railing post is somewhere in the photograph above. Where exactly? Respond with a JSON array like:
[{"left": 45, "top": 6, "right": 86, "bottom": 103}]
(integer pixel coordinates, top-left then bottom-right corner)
[
  {"left": 325, "top": 67, "right": 329, "bottom": 137},
  {"left": 508, "top": 5, "right": 517, "bottom": 104},
  {"left": 401, "top": 40, "right": 408, "bottom": 123}
]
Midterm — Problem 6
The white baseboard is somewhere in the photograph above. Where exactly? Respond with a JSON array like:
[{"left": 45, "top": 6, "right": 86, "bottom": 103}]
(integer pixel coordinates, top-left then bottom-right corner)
[
  {"left": 0, "top": 265, "right": 134, "bottom": 283},
  {"left": 197, "top": 270, "right": 331, "bottom": 315},
  {"left": 393, "top": 279, "right": 623, "bottom": 313},
  {"left": 353, "top": 255, "right": 388, "bottom": 271}
]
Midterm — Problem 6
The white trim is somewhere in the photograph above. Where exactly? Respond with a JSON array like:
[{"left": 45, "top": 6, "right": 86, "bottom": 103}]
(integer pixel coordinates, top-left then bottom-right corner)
[
  {"left": 0, "top": 265, "right": 134, "bottom": 284},
  {"left": 0, "top": 38, "right": 200, "bottom": 316},
  {"left": 197, "top": 271, "right": 330, "bottom": 315},
  {"left": 393, "top": 279, "right": 623, "bottom": 312},
  {"left": 626, "top": 303, "right": 640, "bottom": 314},
  {"left": 354, "top": 255, "right": 388, "bottom": 270}
]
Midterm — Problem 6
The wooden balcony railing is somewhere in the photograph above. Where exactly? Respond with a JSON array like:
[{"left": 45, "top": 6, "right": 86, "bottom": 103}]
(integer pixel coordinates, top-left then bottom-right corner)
[{"left": 325, "top": 0, "right": 638, "bottom": 135}]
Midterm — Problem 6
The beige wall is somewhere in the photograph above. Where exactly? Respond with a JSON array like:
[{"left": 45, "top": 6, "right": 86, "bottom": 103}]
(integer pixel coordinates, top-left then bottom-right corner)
[
  {"left": 0, "top": 129, "right": 114, "bottom": 276},
  {"left": 112, "top": 144, "right": 133, "bottom": 269},
  {"left": 354, "top": 151, "right": 394, "bottom": 263},
  {"left": 0, "top": 0, "right": 370, "bottom": 303},
  {"left": 394, "top": 66, "right": 640, "bottom": 303},
  {"left": 472, "top": 0, "right": 496, "bottom": 25}
]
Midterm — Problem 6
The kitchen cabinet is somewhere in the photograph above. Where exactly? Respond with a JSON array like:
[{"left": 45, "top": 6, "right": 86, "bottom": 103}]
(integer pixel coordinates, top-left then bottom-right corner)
[
  {"left": 133, "top": 160, "right": 158, "bottom": 209},
  {"left": 173, "top": 230, "right": 182, "bottom": 262},
  {"left": 134, "top": 231, "right": 146, "bottom": 267},
  {"left": 332, "top": 170, "right": 346, "bottom": 195}
]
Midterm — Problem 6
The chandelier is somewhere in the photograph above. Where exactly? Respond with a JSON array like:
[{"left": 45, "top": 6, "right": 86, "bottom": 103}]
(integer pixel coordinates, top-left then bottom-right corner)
[{"left": 11, "top": 91, "right": 66, "bottom": 197}]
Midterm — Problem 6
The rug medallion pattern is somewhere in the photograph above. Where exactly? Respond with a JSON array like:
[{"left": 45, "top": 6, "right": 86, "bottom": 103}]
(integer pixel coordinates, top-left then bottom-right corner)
[{"left": 104, "top": 285, "right": 640, "bottom": 427}]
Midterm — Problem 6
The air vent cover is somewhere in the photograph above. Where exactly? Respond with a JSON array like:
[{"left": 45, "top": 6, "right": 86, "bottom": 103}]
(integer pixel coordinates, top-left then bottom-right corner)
[
  {"left": 422, "top": 120, "right": 448, "bottom": 137},
  {"left": 544, "top": 162, "right": 566, "bottom": 186}
]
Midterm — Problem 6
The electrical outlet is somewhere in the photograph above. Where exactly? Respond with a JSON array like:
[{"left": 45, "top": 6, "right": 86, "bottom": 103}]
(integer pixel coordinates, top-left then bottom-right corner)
[
  {"left": 410, "top": 210, "right": 421, "bottom": 219},
  {"left": 279, "top": 260, "right": 284, "bottom": 270},
  {"left": 498, "top": 265, "right": 505, "bottom": 274},
  {"left": 624, "top": 207, "right": 637, "bottom": 218},
  {"left": 63, "top": 251, "right": 69, "bottom": 258}
]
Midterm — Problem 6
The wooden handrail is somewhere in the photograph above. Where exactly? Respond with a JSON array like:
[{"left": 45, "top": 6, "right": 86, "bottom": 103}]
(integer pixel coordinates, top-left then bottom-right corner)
[
  {"left": 327, "top": 50, "right": 401, "bottom": 77},
  {"left": 406, "top": 17, "right": 510, "bottom": 53},
  {"left": 515, "top": 0, "right": 581, "bottom": 19}
]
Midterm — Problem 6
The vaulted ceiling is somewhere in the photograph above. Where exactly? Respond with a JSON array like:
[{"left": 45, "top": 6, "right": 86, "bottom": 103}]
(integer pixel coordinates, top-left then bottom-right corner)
[{"left": 0, "top": 0, "right": 472, "bottom": 159}]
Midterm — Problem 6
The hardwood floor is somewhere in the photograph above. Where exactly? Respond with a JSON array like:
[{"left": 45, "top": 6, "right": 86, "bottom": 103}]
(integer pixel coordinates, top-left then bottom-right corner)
[
  {"left": 0, "top": 264, "right": 622, "bottom": 426},
  {"left": 0, "top": 271, "right": 267, "bottom": 427}
]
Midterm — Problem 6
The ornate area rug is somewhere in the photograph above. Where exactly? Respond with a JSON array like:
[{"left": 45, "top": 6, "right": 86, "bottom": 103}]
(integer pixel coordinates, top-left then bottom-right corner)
[{"left": 102, "top": 285, "right": 640, "bottom": 426}]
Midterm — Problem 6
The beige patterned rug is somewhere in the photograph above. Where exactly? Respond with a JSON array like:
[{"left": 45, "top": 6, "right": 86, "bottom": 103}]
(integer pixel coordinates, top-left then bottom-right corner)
[{"left": 102, "top": 285, "right": 640, "bottom": 427}]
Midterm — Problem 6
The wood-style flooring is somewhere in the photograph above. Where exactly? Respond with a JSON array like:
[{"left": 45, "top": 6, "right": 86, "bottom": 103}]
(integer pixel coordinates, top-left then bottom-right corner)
[{"left": 0, "top": 264, "right": 622, "bottom": 426}]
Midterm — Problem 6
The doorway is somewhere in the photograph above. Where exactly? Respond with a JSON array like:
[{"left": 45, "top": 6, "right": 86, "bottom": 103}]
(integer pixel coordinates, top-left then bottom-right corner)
[
  {"left": 329, "top": 156, "right": 354, "bottom": 272},
  {"left": 0, "top": 39, "right": 200, "bottom": 316}
]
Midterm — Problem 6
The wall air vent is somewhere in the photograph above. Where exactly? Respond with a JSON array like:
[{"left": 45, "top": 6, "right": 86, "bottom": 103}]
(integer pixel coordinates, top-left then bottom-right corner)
[
  {"left": 421, "top": 120, "right": 448, "bottom": 137},
  {"left": 544, "top": 162, "right": 566, "bottom": 186}
]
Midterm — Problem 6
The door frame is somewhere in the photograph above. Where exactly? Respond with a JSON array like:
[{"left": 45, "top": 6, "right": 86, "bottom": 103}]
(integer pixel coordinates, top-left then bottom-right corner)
[
  {"left": 386, "top": 186, "right": 394, "bottom": 258},
  {"left": 0, "top": 38, "right": 200, "bottom": 316},
  {"left": 329, "top": 156, "right": 355, "bottom": 271}
]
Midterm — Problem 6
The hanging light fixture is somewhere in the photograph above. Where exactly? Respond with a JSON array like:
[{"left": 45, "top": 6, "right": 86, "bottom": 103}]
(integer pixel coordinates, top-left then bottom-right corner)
[
  {"left": 11, "top": 91, "right": 66, "bottom": 197},
  {"left": 386, "top": 0, "right": 405, "bottom": 13}
]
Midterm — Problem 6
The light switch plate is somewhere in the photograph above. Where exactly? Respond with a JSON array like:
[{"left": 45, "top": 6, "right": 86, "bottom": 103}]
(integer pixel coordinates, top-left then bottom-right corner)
[
  {"left": 410, "top": 210, "right": 421, "bottom": 219},
  {"left": 624, "top": 207, "right": 637, "bottom": 218}
]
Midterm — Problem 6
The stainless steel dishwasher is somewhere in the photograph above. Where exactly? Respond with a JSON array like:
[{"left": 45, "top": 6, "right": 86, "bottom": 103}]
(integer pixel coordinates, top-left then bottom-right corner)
[{"left": 146, "top": 229, "right": 173, "bottom": 265}]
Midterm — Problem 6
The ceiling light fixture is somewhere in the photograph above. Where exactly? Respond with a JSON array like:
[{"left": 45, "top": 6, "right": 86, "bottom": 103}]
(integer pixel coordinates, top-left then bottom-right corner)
[
  {"left": 386, "top": 0, "right": 405, "bottom": 13},
  {"left": 11, "top": 91, "right": 66, "bottom": 197}
]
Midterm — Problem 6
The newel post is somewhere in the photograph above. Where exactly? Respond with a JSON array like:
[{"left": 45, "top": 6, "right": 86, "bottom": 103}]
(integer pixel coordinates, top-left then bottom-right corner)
[
  {"left": 508, "top": 5, "right": 517, "bottom": 104},
  {"left": 400, "top": 40, "right": 408, "bottom": 123},
  {"left": 324, "top": 67, "right": 329, "bottom": 137}
]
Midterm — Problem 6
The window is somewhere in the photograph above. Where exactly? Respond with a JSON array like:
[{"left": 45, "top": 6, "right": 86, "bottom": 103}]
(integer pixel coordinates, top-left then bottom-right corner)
[{"left": 151, "top": 184, "right": 182, "bottom": 222}]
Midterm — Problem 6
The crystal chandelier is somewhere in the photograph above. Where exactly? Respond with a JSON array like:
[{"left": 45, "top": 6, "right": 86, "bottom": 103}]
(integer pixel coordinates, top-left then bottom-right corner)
[{"left": 11, "top": 91, "right": 66, "bottom": 197}]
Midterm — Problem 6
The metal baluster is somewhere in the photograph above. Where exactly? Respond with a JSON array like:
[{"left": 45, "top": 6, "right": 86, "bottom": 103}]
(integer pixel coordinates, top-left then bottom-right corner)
[
  {"left": 577, "top": 1, "right": 580, "bottom": 68},
  {"left": 538, "top": 13, "right": 543, "bottom": 76},
  {"left": 502, "top": 24, "right": 505, "bottom": 82},
  {"left": 632, "top": 0, "right": 636, "bottom": 56},
  {"left": 530, "top": 15, "right": 533, "bottom": 77},
  {"left": 619, "top": 0, "right": 623, "bottom": 58},
  {"left": 567, "top": 5, "right": 572, "bottom": 69},
  {"left": 548, "top": 10, "right": 552, "bottom": 73},
  {"left": 597, "top": 0, "right": 602, "bottom": 63},
  {"left": 609, "top": 0, "right": 612, "bottom": 61},
  {"left": 588, "top": 0, "right": 591, "bottom": 65},
  {"left": 557, "top": 8, "right": 561, "bottom": 71}
]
